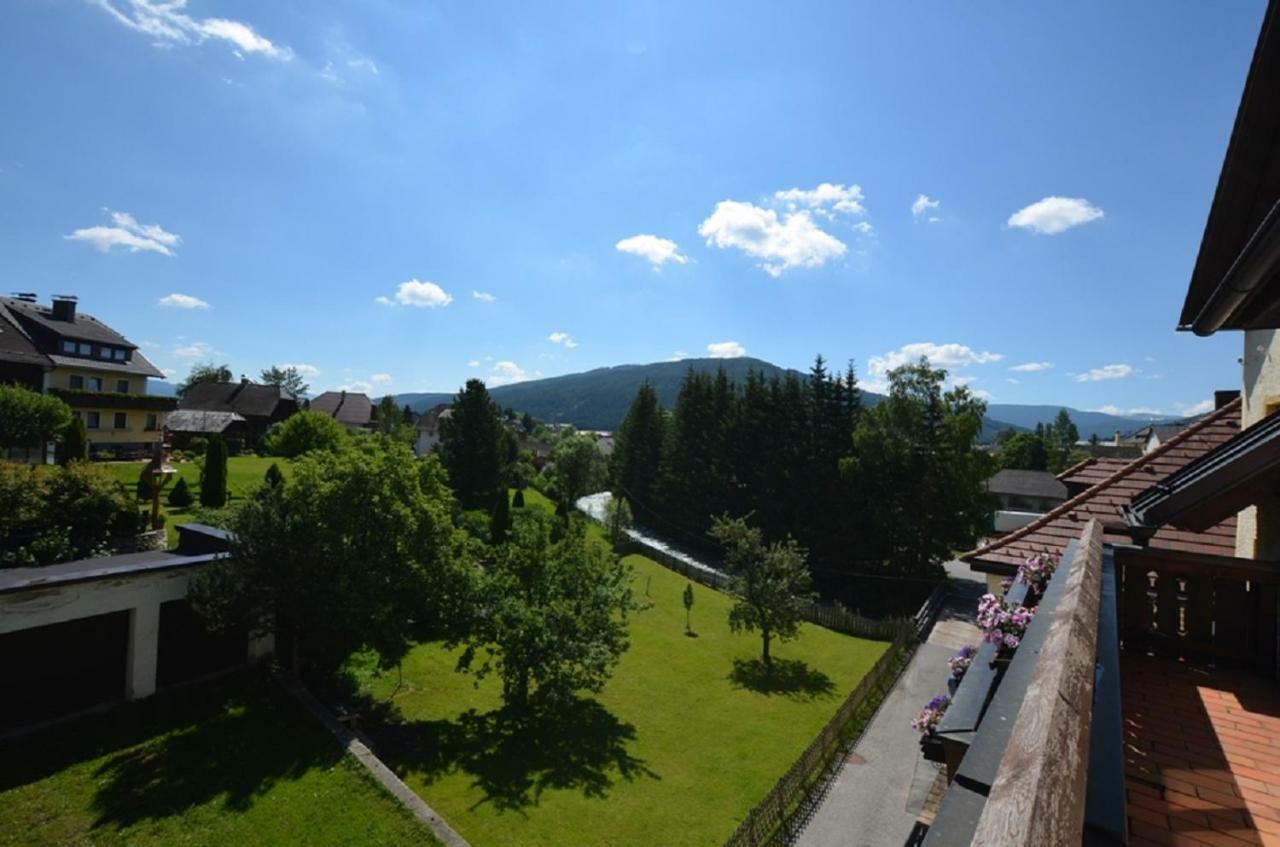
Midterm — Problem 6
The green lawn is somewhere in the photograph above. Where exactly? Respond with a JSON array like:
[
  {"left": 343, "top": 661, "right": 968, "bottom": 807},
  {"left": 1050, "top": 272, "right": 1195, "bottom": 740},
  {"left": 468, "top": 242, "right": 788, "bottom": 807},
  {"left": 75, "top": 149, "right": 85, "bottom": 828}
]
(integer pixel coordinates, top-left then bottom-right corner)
[
  {"left": 107, "top": 456, "right": 285, "bottom": 544},
  {"left": 0, "top": 670, "right": 438, "bottom": 847},
  {"left": 351, "top": 488, "right": 888, "bottom": 847}
]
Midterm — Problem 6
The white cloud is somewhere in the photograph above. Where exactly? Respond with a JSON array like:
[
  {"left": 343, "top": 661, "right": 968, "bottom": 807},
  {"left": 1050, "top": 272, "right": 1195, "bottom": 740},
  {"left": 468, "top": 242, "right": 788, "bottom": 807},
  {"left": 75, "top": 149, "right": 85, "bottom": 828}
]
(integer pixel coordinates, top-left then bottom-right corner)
[
  {"left": 615, "top": 234, "right": 689, "bottom": 268},
  {"left": 670, "top": 350, "right": 688, "bottom": 362},
  {"left": 699, "top": 201, "right": 846, "bottom": 277},
  {"left": 467, "top": 360, "right": 481, "bottom": 368},
  {"left": 66, "top": 209, "right": 180, "bottom": 256},
  {"left": 1009, "top": 361, "right": 1054, "bottom": 373},
  {"left": 911, "top": 194, "right": 940, "bottom": 219},
  {"left": 1178, "top": 399, "right": 1214, "bottom": 416},
  {"left": 93, "top": 1, "right": 293, "bottom": 60},
  {"left": 472, "top": 290, "right": 496, "bottom": 303},
  {"left": 868, "top": 342, "right": 1003, "bottom": 376},
  {"left": 1005, "top": 378, "right": 1021, "bottom": 385},
  {"left": 1093, "top": 404, "right": 1165, "bottom": 417},
  {"left": 487, "top": 360, "right": 529, "bottom": 387},
  {"left": 774, "top": 183, "right": 865, "bottom": 217},
  {"left": 381, "top": 279, "right": 452, "bottom": 308},
  {"left": 171, "top": 341, "right": 215, "bottom": 359},
  {"left": 548, "top": 331, "right": 578, "bottom": 349},
  {"left": 347, "top": 56, "right": 379, "bottom": 74},
  {"left": 157, "top": 292, "right": 209, "bottom": 309},
  {"left": 1073, "top": 363, "right": 1134, "bottom": 383},
  {"left": 338, "top": 380, "right": 374, "bottom": 393},
  {"left": 371, "top": 373, "right": 392, "bottom": 384},
  {"left": 706, "top": 340, "right": 746, "bottom": 359},
  {"left": 1007, "top": 196, "right": 1104, "bottom": 235},
  {"left": 851, "top": 221, "right": 874, "bottom": 235},
  {"left": 277, "top": 363, "right": 320, "bottom": 376}
]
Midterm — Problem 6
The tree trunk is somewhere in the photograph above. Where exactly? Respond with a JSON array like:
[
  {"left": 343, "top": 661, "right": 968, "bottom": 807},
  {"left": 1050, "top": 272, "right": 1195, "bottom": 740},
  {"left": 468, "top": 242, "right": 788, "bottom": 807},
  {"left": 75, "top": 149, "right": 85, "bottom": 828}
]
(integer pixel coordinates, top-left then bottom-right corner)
[{"left": 761, "top": 630, "right": 772, "bottom": 668}]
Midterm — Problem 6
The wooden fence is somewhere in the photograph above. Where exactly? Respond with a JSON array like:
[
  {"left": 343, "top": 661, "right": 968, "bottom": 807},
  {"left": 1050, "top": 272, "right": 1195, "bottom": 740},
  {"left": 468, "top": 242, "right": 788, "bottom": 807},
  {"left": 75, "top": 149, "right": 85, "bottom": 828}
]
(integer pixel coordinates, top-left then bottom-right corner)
[
  {"left": 616, "top": 537, "right": 937, "bottom": 643},
  {"left": 723, "top": 624, "right": 918, "bottom": 847}
]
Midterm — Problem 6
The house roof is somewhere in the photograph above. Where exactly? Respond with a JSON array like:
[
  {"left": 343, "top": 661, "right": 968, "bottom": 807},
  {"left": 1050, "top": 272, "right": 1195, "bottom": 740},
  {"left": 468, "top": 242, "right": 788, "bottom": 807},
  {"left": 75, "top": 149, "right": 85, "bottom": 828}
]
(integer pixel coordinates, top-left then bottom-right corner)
[
  {"left": 1180, "top": 1, "right": 1280, "bottom": 333},
  {"left": 1126, "top": 407, "right": 1280, "bottom": 533},
  {"left": 1057, "top": 457, "right": 1134, "bottom": 488},
  {"left": 0, "top": 296, "right": 135, "bottom": 347},
  {"left": 310, "top": 391, "right": 373, "bottom": 426},
  {"left": 0, "top": 302, "right": 47, "bottom": 368},
  {"left": 164, "top": 409, "right": 246, "bottom": 434},
  {"left": 179, "top": 380, "right": 294, "bottom": 419},
  {"left": 962, "top": 398, "right": 1243, "bottom": 573},
  {"left": 415, "top": 403, "right": 452, "bottom": 432},
  {"left": 46, "top": 353, "right": 165, "bottom": 379},
  {"left": 986, "top": 468, "right": 1068, "bottom": 501},
  {"left": 0, "top": 298, "right": 164, "bottom": 377}
]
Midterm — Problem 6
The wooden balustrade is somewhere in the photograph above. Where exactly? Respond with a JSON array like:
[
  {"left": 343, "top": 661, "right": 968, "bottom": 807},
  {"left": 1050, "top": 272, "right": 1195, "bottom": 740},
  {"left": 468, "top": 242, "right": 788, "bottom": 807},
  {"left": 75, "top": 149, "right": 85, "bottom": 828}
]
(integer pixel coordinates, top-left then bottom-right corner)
[{"left": 1116, "top": 548, "right": 1279, "bottom": 678}]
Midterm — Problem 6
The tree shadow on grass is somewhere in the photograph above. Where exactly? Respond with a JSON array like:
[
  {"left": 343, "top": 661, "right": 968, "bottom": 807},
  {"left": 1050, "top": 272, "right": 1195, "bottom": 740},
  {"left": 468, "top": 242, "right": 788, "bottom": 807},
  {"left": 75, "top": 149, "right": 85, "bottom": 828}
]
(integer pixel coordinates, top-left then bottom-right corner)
[
  {"left": 728, "top": 658, "right": 836, "bottom": 702},
  {"left": 368, "top": 696, "right": 658, "bottom": 814},
  {"left": 84, "top": 674, "right": 332, "bottom": 831}
]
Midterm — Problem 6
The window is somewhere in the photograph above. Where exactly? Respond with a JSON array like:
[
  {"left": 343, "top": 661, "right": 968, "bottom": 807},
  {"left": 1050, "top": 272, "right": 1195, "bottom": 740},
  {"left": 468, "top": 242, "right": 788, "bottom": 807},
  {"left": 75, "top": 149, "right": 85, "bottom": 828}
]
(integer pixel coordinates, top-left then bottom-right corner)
[
  {"left": 116, "top": 379, "right": 130, "bottom": 394},
  {"left": 69, "top": 374, "right": 84, "bottom": 390},
  {"left": 85, "top": 411, "right": 99, "bottom": 429},
  {"left": 78, "top": 343, "right": 91, "bottom": 355},
  {"left": 98, "top": 347, "right": 111, "bottom": 359},
  {"left": 144, "top": 413, "right": 158, "bottom": 432},
  {"left": 61, "top": 340, "right": 76, "bottom": 354},
  {"left": 87, "top": 376, "right": 103, "bottom": 391},
  {"left": 113, "top": 412, "right": 127, "bottom": 430},
  {"left": 113, "top": 349, "right": 126, "bottom": 361}
]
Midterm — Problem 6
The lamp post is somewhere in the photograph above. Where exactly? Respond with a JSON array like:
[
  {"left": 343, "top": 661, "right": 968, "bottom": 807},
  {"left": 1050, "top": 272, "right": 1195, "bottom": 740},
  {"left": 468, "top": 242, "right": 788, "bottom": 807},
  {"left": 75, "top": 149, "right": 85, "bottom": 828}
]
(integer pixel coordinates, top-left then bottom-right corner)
[{"left": 142, "top": 441, "right": 176, "bottom": 531}]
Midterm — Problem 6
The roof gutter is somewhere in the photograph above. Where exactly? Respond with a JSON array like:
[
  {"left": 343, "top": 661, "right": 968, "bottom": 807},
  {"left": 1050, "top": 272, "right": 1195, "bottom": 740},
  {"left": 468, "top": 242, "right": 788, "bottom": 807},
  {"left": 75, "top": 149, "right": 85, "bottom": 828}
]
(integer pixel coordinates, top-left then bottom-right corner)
[{"left": 1187, "top": 199, "right": 1280, "bottom": 336}]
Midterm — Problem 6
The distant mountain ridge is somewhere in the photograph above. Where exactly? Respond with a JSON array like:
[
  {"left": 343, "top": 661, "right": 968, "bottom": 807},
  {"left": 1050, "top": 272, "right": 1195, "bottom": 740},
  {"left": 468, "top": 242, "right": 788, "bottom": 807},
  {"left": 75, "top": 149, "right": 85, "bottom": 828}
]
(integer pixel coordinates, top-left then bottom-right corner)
[{"left": 392, "top": 356, "right": 1179, "bottom": 441}]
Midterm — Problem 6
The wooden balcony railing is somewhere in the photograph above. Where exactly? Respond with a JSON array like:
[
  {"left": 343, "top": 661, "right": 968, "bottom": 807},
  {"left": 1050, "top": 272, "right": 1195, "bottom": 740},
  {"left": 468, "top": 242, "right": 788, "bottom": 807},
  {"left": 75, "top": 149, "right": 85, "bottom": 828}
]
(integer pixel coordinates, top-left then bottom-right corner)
[{"left": 1116, "top": 547, "right": 1279, "bottom": 679}]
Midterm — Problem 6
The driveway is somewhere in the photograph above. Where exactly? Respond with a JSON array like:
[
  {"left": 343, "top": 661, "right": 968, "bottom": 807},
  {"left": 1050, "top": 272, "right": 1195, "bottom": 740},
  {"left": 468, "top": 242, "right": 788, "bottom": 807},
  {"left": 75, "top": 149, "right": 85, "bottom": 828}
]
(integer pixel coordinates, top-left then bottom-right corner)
[{"left": 794, "top": 565, "right": 985, "bottom": 847}]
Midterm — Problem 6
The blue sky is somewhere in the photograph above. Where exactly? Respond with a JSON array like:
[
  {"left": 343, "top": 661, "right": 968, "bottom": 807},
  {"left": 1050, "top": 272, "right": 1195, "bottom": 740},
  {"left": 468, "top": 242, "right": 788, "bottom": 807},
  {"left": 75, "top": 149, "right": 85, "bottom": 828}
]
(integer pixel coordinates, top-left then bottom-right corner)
[{"left": 0, "top": 1, "right": 1266, "bottom": 415}]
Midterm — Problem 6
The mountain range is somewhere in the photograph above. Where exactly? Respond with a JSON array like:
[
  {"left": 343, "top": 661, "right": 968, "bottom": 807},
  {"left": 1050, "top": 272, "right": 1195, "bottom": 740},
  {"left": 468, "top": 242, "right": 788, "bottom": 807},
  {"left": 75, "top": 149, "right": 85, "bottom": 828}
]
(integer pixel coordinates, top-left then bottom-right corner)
[{"left": 387, "top": 357, "right": 1182, "bottom": 441}]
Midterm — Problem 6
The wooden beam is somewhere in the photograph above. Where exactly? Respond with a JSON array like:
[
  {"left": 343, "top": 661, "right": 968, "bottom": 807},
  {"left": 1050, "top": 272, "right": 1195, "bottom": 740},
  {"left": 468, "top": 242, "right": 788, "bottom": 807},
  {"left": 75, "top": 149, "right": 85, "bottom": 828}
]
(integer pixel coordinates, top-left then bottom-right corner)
[{"left": 970, "top": 519, "right": 1104, "bottom": 846}]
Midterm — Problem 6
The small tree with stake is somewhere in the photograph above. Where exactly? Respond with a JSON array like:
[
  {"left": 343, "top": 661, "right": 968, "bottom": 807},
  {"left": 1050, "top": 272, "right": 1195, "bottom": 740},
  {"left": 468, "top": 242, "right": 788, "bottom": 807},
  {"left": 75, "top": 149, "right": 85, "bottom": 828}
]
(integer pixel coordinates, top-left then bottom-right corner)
[
  {"left": 710, "top": 515, "right": 814, "bottom": 668},
  {"left": 683, "top": 582, "right": 695, "bottom": 635}
]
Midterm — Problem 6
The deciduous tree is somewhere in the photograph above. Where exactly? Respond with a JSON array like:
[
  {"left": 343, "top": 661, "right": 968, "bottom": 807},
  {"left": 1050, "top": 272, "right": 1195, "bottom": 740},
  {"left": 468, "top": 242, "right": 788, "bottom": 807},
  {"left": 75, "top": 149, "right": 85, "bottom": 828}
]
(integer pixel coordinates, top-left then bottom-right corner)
[
  {"left": 710, "top": 515, "right": 814, "bottom": 667},
  {"left": 454, "top": 512, "right": 636, "bottom": 708}
]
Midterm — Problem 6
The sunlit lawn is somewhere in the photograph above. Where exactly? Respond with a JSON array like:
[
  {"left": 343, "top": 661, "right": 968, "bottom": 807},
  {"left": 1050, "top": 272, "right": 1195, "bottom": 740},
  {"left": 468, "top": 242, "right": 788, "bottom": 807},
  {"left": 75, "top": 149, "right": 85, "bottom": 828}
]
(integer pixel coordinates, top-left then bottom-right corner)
[
  {"left": 351, "top": 488, "right": 888, "bottom": 847},
  {"left": 0, "top": 671, "right": 438, "bottom": 847},
  {"left": 107, "top": 456, "right": 285, "bottom": 544}
]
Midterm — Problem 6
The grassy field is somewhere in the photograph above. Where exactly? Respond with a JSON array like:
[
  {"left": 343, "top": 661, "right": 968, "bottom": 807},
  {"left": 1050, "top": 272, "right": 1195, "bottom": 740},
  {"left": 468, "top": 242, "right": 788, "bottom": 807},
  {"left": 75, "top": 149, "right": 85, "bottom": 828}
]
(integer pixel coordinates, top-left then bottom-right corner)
[
  {"left": 351, "top": 488, "right": 888, "bottom": 847},
  {"left": 107, "top": 456, "right": 285, "bottom": 544},
  {"left": 0, "top": 670, "right": 438, "bottom": 847}
]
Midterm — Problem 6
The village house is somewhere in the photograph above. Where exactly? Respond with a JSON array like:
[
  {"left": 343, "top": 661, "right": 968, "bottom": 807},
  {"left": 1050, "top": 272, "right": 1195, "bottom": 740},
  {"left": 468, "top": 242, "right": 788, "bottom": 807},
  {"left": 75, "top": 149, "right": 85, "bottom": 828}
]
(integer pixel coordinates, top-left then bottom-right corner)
[
  {"left": 413, "top": 403, "right": 451, "bottom": 455},
  {"left": 176, "top": 378, "right": 298, "bottom": 447},
  {"left": 984, "top": 468, "right": 1068, "bottom": 534},
  {"left": 0, "top": 294, "right": 175, "bottom": 459},
  {"left": 309, "top": 390, "right": 374, "bottom": 430}
]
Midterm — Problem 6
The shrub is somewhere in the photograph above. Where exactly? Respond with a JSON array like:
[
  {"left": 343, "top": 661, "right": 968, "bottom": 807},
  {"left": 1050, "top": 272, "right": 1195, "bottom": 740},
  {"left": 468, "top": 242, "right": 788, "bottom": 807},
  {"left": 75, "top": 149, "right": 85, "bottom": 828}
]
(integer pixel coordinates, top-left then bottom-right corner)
[
  {"left": 512, "top": 488, "right": 526, "bottom": 508},
  {"left": 59, "top": 416, "right": 87, "bottom": 465},
  {"left": 0, "top": 383, "right": 72, "bottom": 450},
  {"left": 200, "top": 436, "right": 228, "bottom": 508},
  {"left": 263, "top": 411, "right": 350, "bottom": 458},
  {"left": 168, "top": 477, "right": 193, "bottom": 507},
  {"left": 264, "top": 462, "right": 285, "bottom": 489}
]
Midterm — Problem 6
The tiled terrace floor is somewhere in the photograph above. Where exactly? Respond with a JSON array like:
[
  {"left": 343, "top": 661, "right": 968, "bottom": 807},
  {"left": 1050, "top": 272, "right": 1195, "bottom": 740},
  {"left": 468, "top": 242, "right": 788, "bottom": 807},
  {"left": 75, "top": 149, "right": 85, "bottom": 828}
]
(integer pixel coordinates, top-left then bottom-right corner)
[{"left": 1123, "top": 653, "right": 1280, "bottom": 847}]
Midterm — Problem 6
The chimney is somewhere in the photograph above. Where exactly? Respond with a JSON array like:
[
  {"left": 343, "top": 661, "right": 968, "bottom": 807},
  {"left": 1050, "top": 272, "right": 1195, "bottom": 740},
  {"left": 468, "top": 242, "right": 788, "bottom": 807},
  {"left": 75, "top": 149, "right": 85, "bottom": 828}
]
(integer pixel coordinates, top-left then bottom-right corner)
[
  {"left": 11, "top": 292, "right": 37, "bottom": 303},
  {"left": 1214, "top": 389, "right": 1241, "bottom": 410},
  {"left": 50, "top": 295, "right": 77, "bottom": 322}
]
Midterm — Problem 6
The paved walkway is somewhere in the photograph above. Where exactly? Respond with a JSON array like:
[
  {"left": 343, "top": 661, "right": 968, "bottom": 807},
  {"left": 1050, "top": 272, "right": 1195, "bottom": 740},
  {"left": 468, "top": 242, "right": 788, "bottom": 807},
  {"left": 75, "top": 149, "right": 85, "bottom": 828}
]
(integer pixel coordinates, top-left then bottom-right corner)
[{"left": 795, "top": 565, "right": 985, "bottom": 847}]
